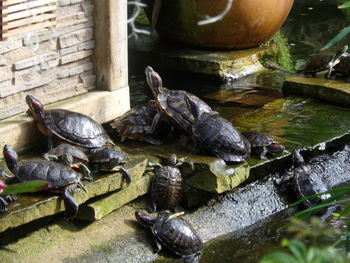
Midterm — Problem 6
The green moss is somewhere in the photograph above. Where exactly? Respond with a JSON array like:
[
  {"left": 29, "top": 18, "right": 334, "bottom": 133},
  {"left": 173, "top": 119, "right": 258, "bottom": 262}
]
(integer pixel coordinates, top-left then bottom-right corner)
[
  {"left": 135, "top": 7, "right": 150, "bottom": 25},
  {"left": 260, "top": 32, "right": 294, "bottom": 72}
]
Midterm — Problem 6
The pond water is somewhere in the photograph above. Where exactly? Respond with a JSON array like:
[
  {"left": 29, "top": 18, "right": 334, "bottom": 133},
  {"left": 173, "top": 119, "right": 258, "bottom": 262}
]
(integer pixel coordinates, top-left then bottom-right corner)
[{"left": 128, "top": 1, "right": 350, "bottom": 262}]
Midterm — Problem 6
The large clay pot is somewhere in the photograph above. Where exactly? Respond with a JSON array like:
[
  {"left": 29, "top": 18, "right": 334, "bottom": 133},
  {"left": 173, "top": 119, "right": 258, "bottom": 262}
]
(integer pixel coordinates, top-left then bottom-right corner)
[{"left": 145, "top": 0, "right": 294, "bottom": 49}]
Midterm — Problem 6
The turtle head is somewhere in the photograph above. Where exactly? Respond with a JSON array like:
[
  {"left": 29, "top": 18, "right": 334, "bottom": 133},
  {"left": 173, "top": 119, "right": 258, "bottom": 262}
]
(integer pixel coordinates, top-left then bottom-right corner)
[
  {"left": 26, "top": 95, "right": 45, "bottom": 122},
  {"left": 145, "top": 66, "right": 164, "bottom": 98},
  {"left": 293, "top": 149, "right": 305, "bottom": 167},
  {"left": 267, "top": 143, "right": 285, "bottom": 154},
  {"left": 135, "top": 211, "right": 154, "bottom": 228},
  {"left": 186, "top": 96, "right": 201, "bottom": 119},
  {"left": 3, "top": 145, "right": 18, "bottom": 175},
  {"left": 167, "top": 153, "right": 177, "bottom": 166}
]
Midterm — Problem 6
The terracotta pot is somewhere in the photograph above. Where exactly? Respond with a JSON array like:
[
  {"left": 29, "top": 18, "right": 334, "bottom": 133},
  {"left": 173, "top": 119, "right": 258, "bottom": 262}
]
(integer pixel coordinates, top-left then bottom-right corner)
[{"left": 145, "top": 0, "right": 294, "bottom": 49}]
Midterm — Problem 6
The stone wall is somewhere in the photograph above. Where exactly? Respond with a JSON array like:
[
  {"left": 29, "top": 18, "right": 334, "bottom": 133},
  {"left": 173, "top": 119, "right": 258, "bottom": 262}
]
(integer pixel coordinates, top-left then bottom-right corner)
[{"left": 0, "top": 0, "right": 96, "bottom": 120}]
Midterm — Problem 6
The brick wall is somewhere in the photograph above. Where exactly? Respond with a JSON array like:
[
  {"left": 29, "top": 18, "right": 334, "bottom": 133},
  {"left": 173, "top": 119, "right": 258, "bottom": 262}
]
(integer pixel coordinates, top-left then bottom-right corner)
[{"left": 0, "top": 0, "right": 96, "bottom": 120}]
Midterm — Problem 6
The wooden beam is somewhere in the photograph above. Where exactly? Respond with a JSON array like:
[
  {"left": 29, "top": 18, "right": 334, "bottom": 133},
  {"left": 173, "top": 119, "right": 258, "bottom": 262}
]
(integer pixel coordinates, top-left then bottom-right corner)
[{"left": 94, "top": 0, "right": 128, "bottom": 91}]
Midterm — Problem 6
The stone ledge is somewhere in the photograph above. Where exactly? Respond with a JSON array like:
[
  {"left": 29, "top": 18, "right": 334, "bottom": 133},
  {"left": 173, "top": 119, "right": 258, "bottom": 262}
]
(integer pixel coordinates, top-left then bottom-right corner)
[
  {"left": 0, "top": 156, "right": 148, "bottom": 233},
  {"left": 130, "top": 35, "right": 269, "bottom": 81},
  {"left": 0, "top": 88, "right": 130, "bottom": 158},
  {"left": 283, "top": 75, "right": 350, "bottom": 106}
]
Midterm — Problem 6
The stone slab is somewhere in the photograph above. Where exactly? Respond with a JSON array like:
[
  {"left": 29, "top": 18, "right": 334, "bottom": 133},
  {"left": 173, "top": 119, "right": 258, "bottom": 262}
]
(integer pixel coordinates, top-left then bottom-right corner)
[
  {"left": 0, "top": 156, "right": 148, "bottom": 233},
  {"left": 130, "top": 35, "right": 269, "bottom": 81},
  {"left": 283, "top": 75, "right": 350, "bottom": 107},
  {"left": 0, "top": 88, "right": 130, "bottom": 158},
  {"left": 77, "top": 173, "right": 153, "bottom": 221}
]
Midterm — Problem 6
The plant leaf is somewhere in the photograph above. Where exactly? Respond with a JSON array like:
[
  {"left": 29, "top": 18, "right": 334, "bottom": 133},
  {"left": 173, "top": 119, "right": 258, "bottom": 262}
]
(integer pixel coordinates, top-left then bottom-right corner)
[
  {"left": 321, "top": 26, "right": 350, "bottom": 50},
  {"left": 2, "top": 180, "right": 51, "bottom": 194},
  {"left": 339, "top": 2, "right": 350, "bottom": 9}
]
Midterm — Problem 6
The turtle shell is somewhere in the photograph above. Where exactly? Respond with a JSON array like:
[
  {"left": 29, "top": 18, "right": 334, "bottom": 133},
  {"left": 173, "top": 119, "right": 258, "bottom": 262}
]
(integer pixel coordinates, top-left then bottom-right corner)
[
  {"left": 292, "top": 153, "right": 330, "bottom": 208},
  {"left": 14, "top": 159, "right": 81, "bottom": 189},
  {"left": 46, "top": 143, "right": 88, "bottom": 163},
  {"left": 44, "top": 109, "right": 109, "bottom": 148},
  {"left": 158, "top": 89, "right": 212, "bottom": 133},
  {"left": 151, "top": 165, "right": 182, "bottom": 211},
  {"left": 333, "top": 56, "right": 350, "bottom": 76},
  {"left": 192, "top": 112, "right": 251, "bottom": 163},
  {"left": 110, "top": 100, "right": 161, "bottom": 144},
  {"left": 302, "top": 56, "right": 331, "bottom": 76},
  {"left": 241, "top": 131, "right": 276, "bottom": 148},
  {"left": 152, "top": 212, "right": 203, "bottom": 256},
  {"left": 89, "top": 147, "right": 128, "bottom": 165}
]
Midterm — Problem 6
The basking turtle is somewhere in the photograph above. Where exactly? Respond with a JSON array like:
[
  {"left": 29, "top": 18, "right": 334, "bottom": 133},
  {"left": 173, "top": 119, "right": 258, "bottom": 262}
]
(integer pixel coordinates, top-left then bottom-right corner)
[
  {"left": 110, "top": 100, "right": 164, "bottom": 145},
  {"left": 26, "top": 95, "right": 112, "bottom": 150},
  {"left": 88, "top": 147, "right": 132, "bottom": 184},
  {"left": 292, "top": 150, "right": 331, "bottom": 208},
  {"left": 3, "top": 145, "right": 87, "bottom": 219},
  {"left": 149, "top": 154, "right": 183, "bottom": 212},
  {"left": 135, "top": 211, "right": 203, "bottom": 261},
  {"left": 43, "top": 143, "right": 92, "bottom": 180},
  {"left": 301, "top": 55, "right": 333, "bottom": 77},
  {"left": 328, "top": 56, "right": 350, "bottom": 82},
  {"left": 241, "top": 131, "right": 284, "bottom": 160},
  {"left": 188, "top": 97, "right": 250, "bottom": 163},
  {"left": 145, "top": 66, "right": 213, "bottom": 134}
]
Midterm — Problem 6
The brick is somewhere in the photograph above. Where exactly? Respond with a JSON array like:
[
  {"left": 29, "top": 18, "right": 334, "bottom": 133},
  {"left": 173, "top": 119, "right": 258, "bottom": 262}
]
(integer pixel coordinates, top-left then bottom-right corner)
[
  {"left": 60, "top": 40, "right": 94, "bottom": 55},
  {"left": 0, "top": 56, "right": 7, "bottom": 66},
  {"left": 23, "top": 20, "right": 93, "bottom": 46},
  {"left": 13, "top": 52, "right": 59, "bottom": 70},
  {"left": 60, "top": 50, "right": 92, "bottom": 64},
  {"left": 0, "top": 67, "right": 12, "bottom": 82},
  {"left": 82, "top": 2, "right": 94, "bottom": 17},
  {"left": 59, "top": 28, "right": 93, "bottom": 48},
  {"left": 41, "top": 59, "right": 60, "bottom": 70},
  {"left": 57, "top": 12, "right": 88, "bottom": 28},
  {"left": 58, "top": 0, "right": 84, "bottom": 6},
  {"left": 58, "top": 61, "right": 93, "bottom": 79},
  {"left": 0, "top": 38, "right": 22, "bottom": 54},
  {"left": 14, "top": 69, "right": 57, "bottom": 90},
  {"left": 80, "top": 70, "right": 96, "bottom": 88}
]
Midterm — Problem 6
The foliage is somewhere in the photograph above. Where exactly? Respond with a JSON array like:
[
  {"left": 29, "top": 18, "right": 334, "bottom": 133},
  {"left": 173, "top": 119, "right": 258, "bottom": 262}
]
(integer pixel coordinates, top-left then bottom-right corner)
[
  {"left": 323, "top": 1, "right": 350, "bottom": 50},
  {"left": 260, "top": 32, "right": 294, "bottom": 71},
  {"left": 1, "top": 180, "right": 50, "bottom": 194}
]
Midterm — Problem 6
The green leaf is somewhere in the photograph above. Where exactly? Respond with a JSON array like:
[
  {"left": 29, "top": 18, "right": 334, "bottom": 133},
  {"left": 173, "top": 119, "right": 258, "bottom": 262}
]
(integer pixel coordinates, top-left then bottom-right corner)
[
  {"left": 321, "top": 26, "right": 350, "bottom": 50},
  {"left": 260, "top": 252, "right": 298, "bottom": 263},
  {"left": 286, "top": 240, "right": 307, "bottom": 262},
  {"left": 2, "top": 180, "right": 50, "bottom": 194},
  {"left": 339, "top": 2, "right": 350, "bottom": 9}
]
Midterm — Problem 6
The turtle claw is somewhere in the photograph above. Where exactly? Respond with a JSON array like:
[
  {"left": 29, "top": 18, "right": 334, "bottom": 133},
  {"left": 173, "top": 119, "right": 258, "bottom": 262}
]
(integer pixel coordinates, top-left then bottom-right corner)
[
  {"left": 62, "top": 185, "right": 79, "bottom": 220},
  {"left": 0, "top": 197, "right": 9, "bottom": 214}
]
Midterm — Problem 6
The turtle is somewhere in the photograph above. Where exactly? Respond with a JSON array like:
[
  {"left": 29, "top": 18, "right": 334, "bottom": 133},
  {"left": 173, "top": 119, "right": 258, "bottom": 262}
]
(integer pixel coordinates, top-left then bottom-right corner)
[
  {"left": 135, "top": 211, "right": 203, "bottom": 261},
  {"left": 88, "top": 147, "right": 132, "bottom": 184},
  {"left": 3, "top": 145, "right": 87, "bottom": 219},
  {"left": 43, "top": 143, "right": 92, "bottom": 180},
  {"left": 301, "top": 55, "right": 333, "bottom": 77},
  {"left": 291, "top": 149, "right": 342, "bottom": 222},
  {"left": 148, "top": 154, "right": 183, "bottom": 213},
  {"left": 328, "top": 56, "right": 350, "bottom": 82},
  {"left": 187, "top": 97, "right": 251, "bottom": 163},
  {"left": 109, "top": 100, "right": 164, "bottom": 145},
  {"left": 25, "top": 95, "right": 112, "bottom": 150},
  {"left": 145, "top": 66, "right": 214, "bottom": 134},
  {"left": 241, "top": 131, "right": 284, "bottom": 160},
  {"left": 292, "top": 149, "right": 331, "bottom": 208}
]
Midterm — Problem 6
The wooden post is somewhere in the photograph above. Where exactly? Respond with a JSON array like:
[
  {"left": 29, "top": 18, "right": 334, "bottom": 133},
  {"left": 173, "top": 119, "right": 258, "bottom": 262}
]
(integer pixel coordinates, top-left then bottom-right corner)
[{"left": 94, "top": 0, "right": 128, "bottom": 91}]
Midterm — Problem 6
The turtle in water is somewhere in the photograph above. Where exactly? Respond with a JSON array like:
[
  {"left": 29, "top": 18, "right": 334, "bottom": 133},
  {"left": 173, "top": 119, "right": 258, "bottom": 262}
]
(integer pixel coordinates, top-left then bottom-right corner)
[
  {"left": 135, "top": 211, "right": 203, "bottom": 262},
  {"left": 188, "top": 97, "right": 250, "bottom": 163},
  {"left": 301, "top": 55, "right": 333, "bottom": 77},
  {"left": 3, "top": 145, "right": 87, "bottom": 219},
  {"left": 241, "top": 131, "right": 284, "bottom": 160},
  {"left": 149, "top": 154, "right": 183, "bottom": 213},
  {"left": 145, "top": 66, "right": 214, "bottom": 134},
  {"left": 26, "top": 95, "right": 113, "bottom": 150},
  {"left": 43, "top": 143, "right": 92, "bottom": 180},
  {"left": 88, "top": 147, "right": 132, "bottom": 184},
  {"left": 109, "top": 100, "right": 165, "bottom": 145}
]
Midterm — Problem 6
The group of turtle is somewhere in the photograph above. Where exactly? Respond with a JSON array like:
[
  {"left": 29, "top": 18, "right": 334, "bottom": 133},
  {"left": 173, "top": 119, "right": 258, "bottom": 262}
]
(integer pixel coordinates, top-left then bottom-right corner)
[
  {"left": 0, "top": 95, "right": 131, "bottom": 219},
  {"left": 302, "top": 45, "right": 350, "bottom": 81},
  {"left": 112, "top": 66, "right": 285, "bottom": 163}
]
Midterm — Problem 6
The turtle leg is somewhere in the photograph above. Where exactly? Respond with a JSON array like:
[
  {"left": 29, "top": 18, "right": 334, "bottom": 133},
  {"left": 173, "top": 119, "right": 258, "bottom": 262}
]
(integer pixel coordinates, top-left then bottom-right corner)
[
  {"left": 4, "top": 194, "right": 17, "bottom": 203},
  {"left": 0, "top": 165, "right": 11, "bottom": 178},
  {"left": 0, "top": 197, "right": 8, "bottom": 214},
  {"left": 183, "top": 253, "right": 201, "bottom": 263},
  {"left": 47, "top": 137, "right": 54, "bottom": 151},
  {"left": 62, "top": 184, "right": 79, "bottom": 220},
  {"left": 154, "top": 239, "right": 162, "bottom": 254},
  {"left": 259, "top": 147, "right": 268, "bottom": 160},
  {"left": 147, "top": 201, "right": 157, "bottom": 213},
  {"left": 43, "top": 153, "right": 59, "bottom": 162},
  {"left": 118, "top": 167, "right": 132, "bottom": 184},
  {"left": 147, "top": 113, "right": 163, "bottom": 134},
  {"left": 77, "top": 163, "right": 93, "bottom": 181}
]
